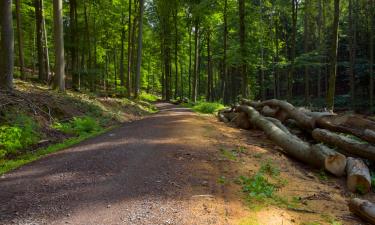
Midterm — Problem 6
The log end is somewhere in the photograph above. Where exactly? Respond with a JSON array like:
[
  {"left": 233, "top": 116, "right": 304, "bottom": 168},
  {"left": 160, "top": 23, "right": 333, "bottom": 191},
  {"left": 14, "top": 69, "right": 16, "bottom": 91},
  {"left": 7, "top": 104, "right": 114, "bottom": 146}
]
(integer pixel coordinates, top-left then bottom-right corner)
[
  {"left": 325, "top": 154, "right": 347, "bottom": 177},
  {"left": 347, "top": 175, "right": 371, "bottom": 194}
]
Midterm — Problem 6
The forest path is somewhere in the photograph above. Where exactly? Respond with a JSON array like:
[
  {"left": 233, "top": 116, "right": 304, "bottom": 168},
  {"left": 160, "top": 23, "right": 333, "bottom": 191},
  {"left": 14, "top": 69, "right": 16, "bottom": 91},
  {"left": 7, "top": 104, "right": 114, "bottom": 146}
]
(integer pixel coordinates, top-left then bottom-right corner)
[{"left": 0, "top": 103, "right": 247, "bottom": 225}]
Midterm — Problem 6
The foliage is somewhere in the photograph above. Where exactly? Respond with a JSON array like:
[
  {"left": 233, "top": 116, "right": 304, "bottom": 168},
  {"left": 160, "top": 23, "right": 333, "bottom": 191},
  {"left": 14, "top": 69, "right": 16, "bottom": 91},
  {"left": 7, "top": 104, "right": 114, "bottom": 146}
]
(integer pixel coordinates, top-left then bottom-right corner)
[
  {"left": 139, "top": 92, "right": 160, "bottom": 102},
  {"left": 0, "top": 128, "right": 109, "bottom": 175},
  {"left": 192, "top": 102, "right": 225, "bottom": 114},
  {"left": 53, "top": 116, "right": 102, "bottom": 136},
  {"left": 220, "top": 148, "right": 238, "bottom": 161},
  {"left": 0, "top": 113, "right": 40, "bottom": 158}
]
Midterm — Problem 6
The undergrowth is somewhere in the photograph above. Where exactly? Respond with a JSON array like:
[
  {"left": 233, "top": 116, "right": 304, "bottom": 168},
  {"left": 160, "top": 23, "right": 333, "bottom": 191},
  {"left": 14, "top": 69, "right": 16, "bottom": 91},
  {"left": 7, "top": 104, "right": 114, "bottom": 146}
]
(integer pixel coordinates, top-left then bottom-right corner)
[
  {"left": 182, "top": 101, "right": 225, "bottom": 114},
  {"left": 139, "top": 92, "right": 160, "bottom": 102},
  {"left": 236, "top": 161, "right": 298, "bottom": 210},
  {"left": 52, "top": 116, "right": 102, "bottom": 136},
  {"left": 0, "top": 112, "right": 40, "bottom": 159}
]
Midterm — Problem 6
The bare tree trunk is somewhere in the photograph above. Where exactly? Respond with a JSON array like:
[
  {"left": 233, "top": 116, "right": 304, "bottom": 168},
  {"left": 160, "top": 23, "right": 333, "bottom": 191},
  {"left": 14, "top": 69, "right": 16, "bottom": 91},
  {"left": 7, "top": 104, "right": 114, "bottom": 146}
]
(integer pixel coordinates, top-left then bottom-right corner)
[
  {"left": 188, "top": 20, "right": 192, "bottom": 99},
  {"left": 239, "top": 0, "right": 247, "bottom": 98},
  {"left": 42, "top": 0, "right": 51, "bottom": 83},
  {"left": 70, "top": 0, "right": 79, "bottom": 90},
  {"left": 288, "top": 0, "right": 298, "bottom": 101},
  {"left": 120, "top": 10, "right": 125, "bottom": 87},
  {"left": 207, "top": 29, "right": 213, "bottom": 101},
  {"left": 174, "top": 7, "right": 179, "bottom": 99},
  {"left": 326, "top": 0, "right": 340, "bottom": 111},
  {"left": 53, "top": 0, "right": 65, "bottom": 91},
  {"left": 127, "top": 0, "right": 133, "bottom": 97},
  {"left": 223, "top": 0, "right": 229, "bottom": 104},
  {"left": 35, "top": 0, "right": 46, "bottom": 82},
  {"left": 0, "top": 0, "right": 14, "bottom": 91},
  {"left": 134, "top": 0, "right": 144, "bottom": 98},
  {"left": 15, "top": 0, "right": 25, "bottom": 80},
  {"left": 349, "top": 198, "right": 375, "bottom": 224},
  {"left": 192, "top": 19, "right": 200, "bottom": 102},
  {"left": 348, "top": 0, "right": 356, "bottom": 109},
  {"left": 346, "top": 157, "right": 371, "bottom": 193},
  {"left": 370, "top": 0, "right": 374, "bottom": 111},
  {"left": 304, "top": 0, "right": 310, "bottom": 104}
]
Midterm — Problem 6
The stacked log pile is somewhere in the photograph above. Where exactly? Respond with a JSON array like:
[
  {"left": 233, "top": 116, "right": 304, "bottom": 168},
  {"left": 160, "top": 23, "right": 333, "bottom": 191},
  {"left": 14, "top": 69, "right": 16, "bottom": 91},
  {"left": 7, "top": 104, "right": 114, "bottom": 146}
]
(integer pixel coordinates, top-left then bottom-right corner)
[{"left": 218, "top": 99, "right": 375, "bottom": 223}]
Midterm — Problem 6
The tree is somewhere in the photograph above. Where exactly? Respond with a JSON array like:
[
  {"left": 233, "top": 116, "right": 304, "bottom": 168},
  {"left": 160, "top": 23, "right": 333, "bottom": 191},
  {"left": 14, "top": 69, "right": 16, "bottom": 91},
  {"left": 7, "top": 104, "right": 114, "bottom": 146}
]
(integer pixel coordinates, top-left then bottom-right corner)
[
  {"left": 35, "top": 0, "right": 47, "bottom": 82},
  {"left": 15, "top": 0, "right": 25, "bottom": 80},
  {"left": 369, "top": 0, "right": 374, "bottom": 110},
  {"left": 326, "top": 0, "right": 340, "bottom": 111},
  {"left": 135, "top": 0, "right": 144, "bottom": 98},
  {"left": 288, "top": 0, "right": 298, "bottom": 100},
  {"left": 192, "top": 18, "right": 200, "bottom": 102},
  {"left": 0, "top": 0, "right": 14, "bottom": 91},
  {"left": 53, "top": 0, "right": 65, "bottom": 91},
  {"left": 239, "top": 0, "right": 247, "bottom": 98}
]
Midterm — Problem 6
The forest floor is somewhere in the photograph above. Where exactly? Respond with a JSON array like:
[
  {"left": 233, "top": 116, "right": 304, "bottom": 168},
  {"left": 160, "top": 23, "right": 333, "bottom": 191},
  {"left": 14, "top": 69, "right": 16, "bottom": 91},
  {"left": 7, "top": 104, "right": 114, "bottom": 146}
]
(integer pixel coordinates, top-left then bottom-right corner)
[{"left": 0, "top": 103, "right": 372, "bottom": 225}]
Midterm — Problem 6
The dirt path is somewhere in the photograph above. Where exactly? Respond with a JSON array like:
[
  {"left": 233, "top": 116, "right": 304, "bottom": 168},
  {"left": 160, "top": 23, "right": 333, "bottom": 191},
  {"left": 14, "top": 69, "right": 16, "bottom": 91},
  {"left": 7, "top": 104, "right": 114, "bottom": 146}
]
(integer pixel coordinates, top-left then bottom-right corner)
[
  {"left": 0, "top": 103, "right": 239, "bottom": 225},
  {"left": 0, "top": 103, "right": 369, "bottom": 225}
]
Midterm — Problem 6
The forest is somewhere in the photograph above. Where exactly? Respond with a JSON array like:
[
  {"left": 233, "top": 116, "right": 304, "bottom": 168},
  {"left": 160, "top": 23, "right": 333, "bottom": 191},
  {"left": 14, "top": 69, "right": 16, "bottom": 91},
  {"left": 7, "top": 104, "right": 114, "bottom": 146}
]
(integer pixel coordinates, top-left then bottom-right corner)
[
  {"left": 0, "top": 0, "right": 373, "bottom": 111},
  {"left": 2, "top": 0, "right": 375, "bottom": 224}
]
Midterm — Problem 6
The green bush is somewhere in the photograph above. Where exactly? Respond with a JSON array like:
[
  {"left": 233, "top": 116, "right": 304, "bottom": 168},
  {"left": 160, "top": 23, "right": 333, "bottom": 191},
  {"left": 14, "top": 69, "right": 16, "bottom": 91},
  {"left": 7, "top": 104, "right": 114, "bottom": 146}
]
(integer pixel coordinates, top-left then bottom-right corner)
[
  {"left": 0, "top": 114, "right": 40, "bottom": 158},
  {"left": 53, "top": 116, "right": 102, "bottom": 136},
  {"left": 192, "top": 102, "right": 225, "bottom": 114},
  {"left": 139, "top": 92, "right": 159, "bottom": 102}
]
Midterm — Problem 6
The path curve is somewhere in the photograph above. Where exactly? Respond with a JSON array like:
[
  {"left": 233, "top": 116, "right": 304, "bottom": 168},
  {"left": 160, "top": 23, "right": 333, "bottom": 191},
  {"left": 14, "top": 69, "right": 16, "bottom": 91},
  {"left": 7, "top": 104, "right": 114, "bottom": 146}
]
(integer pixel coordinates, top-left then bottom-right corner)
[{"left": 0, "top": 103, "right": 234, "bottom": 225}]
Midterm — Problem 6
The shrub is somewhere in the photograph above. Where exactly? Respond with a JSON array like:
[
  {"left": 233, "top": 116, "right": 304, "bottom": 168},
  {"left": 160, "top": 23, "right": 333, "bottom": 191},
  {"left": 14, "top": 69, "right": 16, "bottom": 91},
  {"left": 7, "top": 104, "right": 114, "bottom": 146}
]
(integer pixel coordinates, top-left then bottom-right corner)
[
  {"left": 53, "top": 116, "right": 102, "bottom": 136},
  {"left": 192, "top": 102, "right": 225, "bottom": 114},
  {"left": 139, "top": 92, "right": 159, "bottom": 102},
  {"left": 0, "top": 114, "right": 40, "bottom": 158}
]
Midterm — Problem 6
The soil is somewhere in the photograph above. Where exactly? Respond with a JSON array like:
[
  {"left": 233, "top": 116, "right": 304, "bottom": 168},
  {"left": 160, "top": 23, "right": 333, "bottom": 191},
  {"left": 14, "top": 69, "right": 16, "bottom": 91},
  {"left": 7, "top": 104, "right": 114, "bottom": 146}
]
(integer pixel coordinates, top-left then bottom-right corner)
[{"left": 0, "top": 103, "right": 372, "bottom": 225}]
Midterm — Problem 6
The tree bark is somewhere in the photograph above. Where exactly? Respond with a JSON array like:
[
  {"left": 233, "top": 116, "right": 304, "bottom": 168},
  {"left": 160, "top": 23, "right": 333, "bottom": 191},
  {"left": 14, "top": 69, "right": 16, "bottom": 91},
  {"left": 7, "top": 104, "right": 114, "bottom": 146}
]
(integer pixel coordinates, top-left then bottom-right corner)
[
  {"left": 288, "top": 0, "right": 298, "bottom": 101},
  {"left": 207, "top": 29, "right": 213, "bottom": 101},
  {"left": 0, "top": 0, "right": 14, "bottom": 91},
  {"left": 174, "top": 7, "right": 179, "bottom": 100},
  {"left": 53, "top": 0, "right": 65, "bottom": 91},
  {"left": 223, "top": 0, "right": 229, "bottom": 104},
  {"left": 370, "top": 0, "right": 374, "bottom": 111},
  {"left": 69, "top": 0, "right": 79, "bottom": 90},
  {"left": 348, "top": 0, "right": 356, "bottom": 109},
  {"left": 120, "top": 10, "right": 126, "bottom": 87}
]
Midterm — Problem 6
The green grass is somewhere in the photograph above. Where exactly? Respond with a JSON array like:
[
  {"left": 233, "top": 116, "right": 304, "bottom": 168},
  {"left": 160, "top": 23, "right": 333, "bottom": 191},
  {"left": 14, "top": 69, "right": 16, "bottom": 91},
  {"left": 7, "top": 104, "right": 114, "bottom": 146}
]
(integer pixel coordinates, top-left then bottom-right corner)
[
  {"left": 220, "top": 148, "right": 238, "bottom": 161},
  {"left": 0, "top": 127, "right": 112, "bottom": 175},
  {"left": 188, "top": 102, "right": 225, "bottom": 114}
]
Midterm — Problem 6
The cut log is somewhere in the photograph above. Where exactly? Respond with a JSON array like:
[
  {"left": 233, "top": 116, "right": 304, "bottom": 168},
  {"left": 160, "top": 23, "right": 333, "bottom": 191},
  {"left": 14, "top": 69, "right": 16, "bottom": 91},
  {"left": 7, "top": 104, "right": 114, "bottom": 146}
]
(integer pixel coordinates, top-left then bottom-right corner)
[
  {"left": 261, "top": 105, "right": 278, "bottom": 117},
  {"left": 316, "top": 115, "right": 375, "bottom": 145},
  {"left": 310, "top": 144, "right": 346, "bottom": 177},
  {"left": 236, "top": 105, "right": 346, "bottom": 176},
  {"left": 241, "top": 99, "right": 314, "bottom": 130},
  {"left": 346, "top": 157, "right": 371, "bottom": 193},
  {"left": 218, "top": 111, "right": 229, "bottom": 123},
  {"left": 349, "top": 198, "right": 375, "bottom": 224},
  {"left": 312, "top": 128, "right": 375, "bottom": 161}
]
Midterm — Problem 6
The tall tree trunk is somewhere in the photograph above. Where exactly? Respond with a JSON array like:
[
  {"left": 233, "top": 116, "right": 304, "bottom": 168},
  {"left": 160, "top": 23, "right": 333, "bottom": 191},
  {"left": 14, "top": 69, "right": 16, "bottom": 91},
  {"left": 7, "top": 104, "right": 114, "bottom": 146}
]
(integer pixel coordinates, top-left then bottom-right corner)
[
  {"left": 42, "top": 1, "right": 51, "bottom": 83},
  {"left": 53, "top": 0, "right": 65, "bottom": 91},
  {"left": 127, "top": 0, "right": 133, "bottom": 97},
  {"left": 70, "top": 0, "right": 79, "bottom": 90},
  {"left": 288, "top": 0, "right": 298, "bottom": 101},
  {"left": 15, "top": 0, "right": 25, "bottom": 80},
  {"left": 207, "top": 29, "right": 213, "bottom": 101},
  {"left": 326, "top": 0, "right": 340, "bottom": 111},
  {"left": 120, "top": 11, "right": 125, "bottom": 87},
  {"left": 188, "top": 21, "right": 192, "bottom": 99},
  {"left": 35, "top": 0, "right": 46, "bottom": 82},
  {"left": 304, "top": 0, "right": 310, "bottom": 104},
  {"left": 134, "top": 0, "right": 144, "bottom": 98},
  {"left": 239, "top": 0, "right": 247, "bottom": 98},
  {"left": 223, "top": 0, "right": 229, "bottom": 104},
  {"left": 317, "top": 0, "right": 323, "bottom": 98},
  {"left": 0, "top": 0, "right": 14, "bottom": 91},
  {"left": 369, "top": 0, "right": 374, "bottom": 111},
  {"left": 192, "top": 19, "right": 200, "bottom": 102},
  {"left": 174, "top": 8, "right": 179, "bottom": 100}
]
